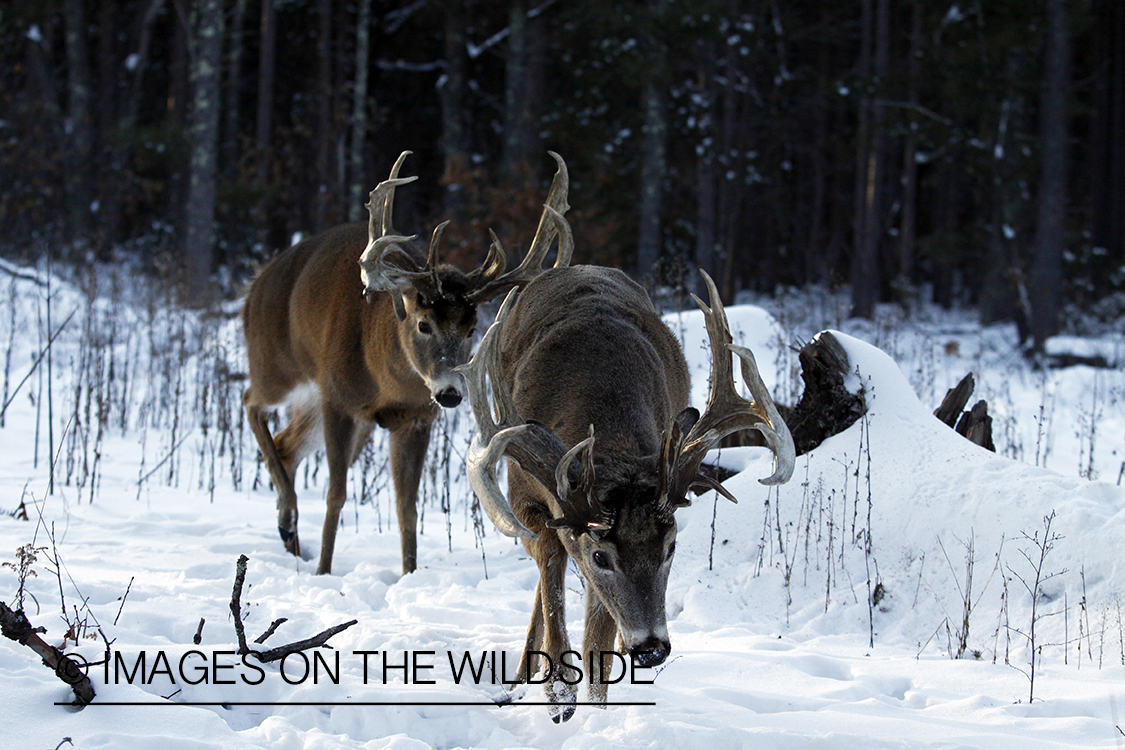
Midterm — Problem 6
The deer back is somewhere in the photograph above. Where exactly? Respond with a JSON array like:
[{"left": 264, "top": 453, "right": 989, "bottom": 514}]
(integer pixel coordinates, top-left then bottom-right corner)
[{"left": 500, "top": 265, "right": 689, "bottom": 456}]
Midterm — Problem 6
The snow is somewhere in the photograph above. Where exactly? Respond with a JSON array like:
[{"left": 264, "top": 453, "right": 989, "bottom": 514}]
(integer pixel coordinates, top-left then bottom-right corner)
[{"left": 1, "top": 264, "right": 1124, "bottom": 749}]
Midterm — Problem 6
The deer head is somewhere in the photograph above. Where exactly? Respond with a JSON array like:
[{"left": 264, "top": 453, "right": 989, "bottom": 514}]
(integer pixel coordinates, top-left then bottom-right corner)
[{"left": 358, "top": 151, "right": 573, "bottom": 410}]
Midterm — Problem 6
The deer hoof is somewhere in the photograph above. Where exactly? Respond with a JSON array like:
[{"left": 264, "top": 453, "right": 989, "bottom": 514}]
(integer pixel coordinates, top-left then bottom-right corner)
[
  {"left": 550, "top": 702, "right": 576, "bottom": 723},
  {"left": 279, "top": 526, "right": 300, "bottom": 556},
  {"left": 547, "top": 680, "right": 576, "bottom": 723}
]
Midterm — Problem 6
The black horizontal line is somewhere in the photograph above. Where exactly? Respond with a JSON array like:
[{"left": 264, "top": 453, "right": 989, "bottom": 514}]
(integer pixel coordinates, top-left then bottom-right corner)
[{"left": 59, "top": 701, "right": 657, "bottom": 707}]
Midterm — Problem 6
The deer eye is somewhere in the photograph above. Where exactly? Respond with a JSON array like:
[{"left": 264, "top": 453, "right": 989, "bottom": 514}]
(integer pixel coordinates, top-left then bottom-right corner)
[
  {"left": 666, "top": 541, "right": 676, "bottom": 561},
  {"left": 592, "top": 550, "right": 612, "bottom": 570},
  {"left": 418, "top": 320, "right": 433, "bottom": 335}
]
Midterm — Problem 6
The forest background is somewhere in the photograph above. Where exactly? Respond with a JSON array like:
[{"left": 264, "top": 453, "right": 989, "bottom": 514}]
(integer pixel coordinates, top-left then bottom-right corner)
[{"left": 1, "top": 0, "right": 1123, "bottom": 353}]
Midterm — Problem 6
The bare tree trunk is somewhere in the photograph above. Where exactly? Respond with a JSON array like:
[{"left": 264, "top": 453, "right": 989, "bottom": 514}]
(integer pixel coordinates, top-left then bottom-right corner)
[
  {"left": 169, "top": 0, "right": 190, "bottom": 123},
  {"left": 95, "top": 0, "right": 121, "bottom": 254},
  {"left": 716, "top": 42, "right": 741, "bottom": 300},
  {"left": 347, "top": 0, "right": 373, "bottom": 222},
  {"left": 694, "top": 58, "right": 716, "bottom": 292},
  {"left": 636, "top": 0, "right": 668, "bottom": 281},
  {"left": 256, "top": 0, "right": 275, "bottom": 182},
  {"left": 168, "top": 0, "right": 191, "bottom": 235},
  {"left": 896, "top": 1, "right": 921, "bottom": 299},
  {"left": 439, "top": 0, "right": 468, "bottom": 218},
  {"left": 850, "top": 0, "right": 885, "bottom": 319},
  {"left": 1029, "top": 0, "right": 1070, "bottom": 352},
  {"left": 184, "top": 0, "right": 225, "bottom": 300},
  {"left": 314, "top": 0, "right": 333, "bottom": 231},
  {"left": 1090, "top": 0, "right": 1124, "bottom": 268},
  {"left": 64, "top": 0, "right": 93, "bottom": 252},
  {"left": 502, "top": 0, "right": 529, "bottom": 179},
  {"left": 981, "top": 95, "right": 1018, "bottom": 325},
  {"left": 122, "top": 0, "right": 166, "bottom": 133},
  {"left": 223, "top": 0, "right": 248, "bottom": 179}
]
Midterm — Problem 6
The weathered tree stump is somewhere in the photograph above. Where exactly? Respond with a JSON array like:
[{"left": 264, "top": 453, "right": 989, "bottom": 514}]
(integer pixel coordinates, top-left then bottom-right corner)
[
  {"left": 786, "top": 331, "right": 866, "bottom": 455},
  {"left": 934, "top": 373, "right": 975, "bottom": 427},
  {"left": 954, "top": 400, "right": 995, "bottom": 451},
  {"left": 934, "top": 373, "right": 994, "bottom": 451}
]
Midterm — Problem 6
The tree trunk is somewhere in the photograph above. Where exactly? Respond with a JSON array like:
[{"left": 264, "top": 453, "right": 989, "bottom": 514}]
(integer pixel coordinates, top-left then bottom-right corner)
[
  {"left": 502, "top": 0, "right": 529, "bottom": 180},
  {"left": 64, "top": 0, "right": 93, "bottom": 252},
  {"left": 850, "top": 0, "right": 886, "bottom": 319},
  {"left": 347, "top": 0, "right": 373, "bottom": 223},
  {"left": 636, "top": 0, "right": 668, "bottom": 281},
  {"left": 896, "top": 1, "right": 921, "bottom": 299},
  {"left": 1029, "top": 0, "right": 1070, "bottom": 352},
  {"left": 95, "top": 0, "right": 122, "bottom": 254},
  {"left": 255, "top": 0, "right": 276, "bottom": 184},
  {"left": 223, "top": 0, "right": 248, "bottom": 179},
  {"left": 314, "top": 0, "right": 333, "bottom": 232},
  {"left": 439, "top": 0, "right": 468, "bottom": 218},
  {"left": 850, "top": 0, "right": 877, "bottom": 319},
  {"left": 694, "top": 64, "right": 717, "bottom": 293},
  {"left": 184, "top": 0, "right": 225, "bottom": 300},
  {"left": 1090, "top": 0, "right": 1125, "bottom": 271}
]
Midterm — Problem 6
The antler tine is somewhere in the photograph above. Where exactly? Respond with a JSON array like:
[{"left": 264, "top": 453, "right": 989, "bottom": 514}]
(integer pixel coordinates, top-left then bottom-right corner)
[
  {"left": 426, "top": 220, "right": 450, "bottom": 269},
  {"left": 382, "top": 150, "right": 413, "bottom": 236},
  {"left": 555, "top": 425, "right": 594, "bottom": 503},
  {"left": 730, "top": 344, "right": 796, "bottom": 485},
  {"left": 465, "top": 152, "right": 572, "bottom": 302},
  {"left": 670, "top": 270, "right": 794, "bottom": 497},
  {"left": 455, "top": 288, "right": 517, "bottom": 442},
  {"left": 358, "top": 232, "right": 419, "bottom": 321},
  {"left": 365, "top": 176, "right": 417, "bottom": 243},
  {"left": 482, "top": 229, "right": 510, "bottom": 277},
  {"left": 522, "top": 152, "right": 572, "bottom": 272},
  {"left": 359, "top": 157, "right": 421, "bottom": 319},
  {"left": 453, "top": 289, "right": 537, "bottom": 539},
  {"left": 549, "top": 206, "right": 574, "bottom": 268},
  {"left": 547, "top": 424, "right": 612, "bottom": 538}
]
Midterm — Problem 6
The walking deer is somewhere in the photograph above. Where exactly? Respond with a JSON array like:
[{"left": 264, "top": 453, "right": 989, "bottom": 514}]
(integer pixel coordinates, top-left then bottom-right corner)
[
  {"left": 458, "top": 260, "right": 795, "bottom": 721},
  {"left": 241, "top": 151, "right": 572, "bottom": 575}
]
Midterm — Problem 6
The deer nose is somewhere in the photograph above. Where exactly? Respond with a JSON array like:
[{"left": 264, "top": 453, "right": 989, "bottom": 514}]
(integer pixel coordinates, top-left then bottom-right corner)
[
  {"left": 435, "top": 387, "right": 463, "bottom": 409},
  {"left": 629, "top": 636, "right": 671, "bottom": 667}
]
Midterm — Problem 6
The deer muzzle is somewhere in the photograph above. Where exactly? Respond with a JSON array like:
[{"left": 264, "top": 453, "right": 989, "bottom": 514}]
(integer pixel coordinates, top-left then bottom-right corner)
[
  {"left": 434, "top": 386, "right": 463, "bottom": 408},
  {"left": 628, "top": 634, "right": 672, "bottom": 667}
]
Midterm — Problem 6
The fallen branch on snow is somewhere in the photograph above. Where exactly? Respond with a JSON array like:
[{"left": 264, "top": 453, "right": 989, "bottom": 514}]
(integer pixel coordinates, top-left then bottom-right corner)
[
  {"left": 0, "top": 600, "right": 96, "bottom": 706},
  {"left": 227, "top": 555, "right": 357, "bottom": 664}
]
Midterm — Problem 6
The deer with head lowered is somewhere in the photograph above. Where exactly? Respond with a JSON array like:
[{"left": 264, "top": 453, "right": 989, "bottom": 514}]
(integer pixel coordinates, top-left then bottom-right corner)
[
  {"left": 242, "top": 151, "right": 571, "bottom": 575},
  {"left": 458, "top": 240, "right": 795, "bottom": 720}
]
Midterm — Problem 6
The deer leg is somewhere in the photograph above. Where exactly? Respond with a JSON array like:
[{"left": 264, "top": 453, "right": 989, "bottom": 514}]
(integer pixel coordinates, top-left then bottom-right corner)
[
  {"left": 388, "top": 420, "right": 432, "bottom": 575},
  {"left": 522, "top": 531, "right": 575, "bottom": 722},
  {"left": 539, "top": 539, "right": 576, "bottom": 722},
  {"left": 583, "top": 593, "right": 618, "bottom": 706},
  {"left": 244, "top": 393, "right": 301, "bottom": 557},
  {"left": 317, "top": 403, "right": 358, "bottom": 575},
  {"left": 517, "top": 581, "right": 545, "bottom": 679}
]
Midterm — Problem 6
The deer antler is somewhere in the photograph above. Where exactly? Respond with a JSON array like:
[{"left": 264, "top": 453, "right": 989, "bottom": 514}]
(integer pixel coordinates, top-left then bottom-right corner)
[
  {"left": 657, "top": 271, "right": 795, "bottom": 516},
  {"left": 358, "top": 153, "right": 455, "bottom": 317},
  {"left": 466, "top": 152, "right": 574, "bottom": 303},
  {"left": 456, "top": 289, "right": 608, "bottom": 539},
  {"left": 545, "top": 424, "right": 612, "bottom": 539}
]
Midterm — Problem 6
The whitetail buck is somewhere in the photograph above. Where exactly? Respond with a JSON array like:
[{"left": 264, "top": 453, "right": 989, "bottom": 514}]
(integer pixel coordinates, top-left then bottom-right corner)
[
  {"left": 459, "top": 259, "right": 794, "bottom": 721},
  {"left": 242, "top": 151, "right": 572, "bottom": 575}
]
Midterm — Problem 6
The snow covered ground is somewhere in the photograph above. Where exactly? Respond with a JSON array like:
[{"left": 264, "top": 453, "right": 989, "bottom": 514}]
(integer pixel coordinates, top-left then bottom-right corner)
[{"left": 1, "top": 260, "right": 1124, "bottom": 749}]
